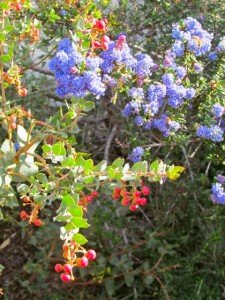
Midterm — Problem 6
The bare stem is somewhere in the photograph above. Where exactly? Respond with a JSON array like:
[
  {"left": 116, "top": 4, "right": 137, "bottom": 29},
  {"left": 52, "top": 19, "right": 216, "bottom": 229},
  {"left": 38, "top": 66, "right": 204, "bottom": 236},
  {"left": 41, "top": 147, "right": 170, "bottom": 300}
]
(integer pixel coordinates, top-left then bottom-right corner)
[{"left": 0, "top": 10, "right": 6, "bottom": 112}]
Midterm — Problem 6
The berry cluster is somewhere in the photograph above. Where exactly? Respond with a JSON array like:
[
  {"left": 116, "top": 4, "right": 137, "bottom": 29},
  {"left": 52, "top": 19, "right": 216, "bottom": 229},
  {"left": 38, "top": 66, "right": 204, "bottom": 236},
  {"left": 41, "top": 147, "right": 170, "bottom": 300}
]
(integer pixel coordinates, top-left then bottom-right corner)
[
  {"left": 55, "top": 241, "right": 96, "bottom": 282},
  {"left": 19, "top": 196, "right": 43, "bottom": 227},
  {"left": 19, "top": 23, "right": 40, "bottom": 43},
  {"left": 78, "top": 190, "right": 98, "bottom": 210},
  {"left": 3, "top": 65, "right": 27, "bottom": 97},
  {"left": 112, "top": 185, "right": 151, "bottom": 211}
]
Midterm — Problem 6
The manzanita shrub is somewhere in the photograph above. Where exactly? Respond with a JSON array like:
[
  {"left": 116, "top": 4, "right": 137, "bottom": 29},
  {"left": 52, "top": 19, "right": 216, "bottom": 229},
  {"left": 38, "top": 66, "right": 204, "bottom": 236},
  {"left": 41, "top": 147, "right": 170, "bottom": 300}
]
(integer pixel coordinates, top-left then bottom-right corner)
[{"left": 0, "top": 0, "right": 184, "bottom": 289}]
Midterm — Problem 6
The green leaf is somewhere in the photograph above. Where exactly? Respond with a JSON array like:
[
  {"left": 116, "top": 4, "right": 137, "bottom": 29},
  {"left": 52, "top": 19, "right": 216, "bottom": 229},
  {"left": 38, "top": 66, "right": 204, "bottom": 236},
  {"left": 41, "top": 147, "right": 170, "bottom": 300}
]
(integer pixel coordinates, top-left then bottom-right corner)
[
  {"left": 144, "top": 275, "right": 154, "bottom": 285},
  {"left": 72, "top": 233, "right": 88, "bottom": 245},
  {"left": 74, "top": 156, "right": 86, "bottom": 167},
  {"left": 124, "top": 274, "right": 134, "bottom": 287},
  {"left": 105, "top": 279, "right": 115, "bottom": 296},
  {"left": 167, "top": 165, "right": 185, "bottom": 180},
  {"left": 69, "top": 206, "right": 83, "bottom": 217},
  {"left": 17, "top": 125, "right": 28, "bottom": 146},
  {"left": 62, "top": 156, "right": 75, "bottom": 167},
  {"left": 65, "top": 217, "right": 90, "bottom": 230},
  {"left": 1, "top": 139, "right": 14, "bottom": 153},
  {"left": 112, "top": 158, "right": 124, "bottom": 169},
  {"left": 82, "top": 101, "right": 95, "bottom": 112},
  {"left": 0, "top": 55, "right": 10, "bottom": 63},
  {"left": 94, "top": 160, "right": 107, "bottom": 172},
  {"left": 150, "top": 160, "right": 159, "bottom": 172},
  {"left": 107, "top": 167, "right": 116, "bottom": 179},
  {"left": 42, "top": 144, "right": 52, "bottom": 153},
  {"left": 131, "top": 161, "right": 148, "bottom": 173},
  {"left": 52, "top": 143, "right": 66, "bottom": 156},
  {"left": 0, "top": 3, "right": 8, "bottom": 9},
  {"left": 0, "top": 209, "right": 3, "bottom": 220},
  {"left": 62, "top": 194, "right": 76, "bottom": 206}
]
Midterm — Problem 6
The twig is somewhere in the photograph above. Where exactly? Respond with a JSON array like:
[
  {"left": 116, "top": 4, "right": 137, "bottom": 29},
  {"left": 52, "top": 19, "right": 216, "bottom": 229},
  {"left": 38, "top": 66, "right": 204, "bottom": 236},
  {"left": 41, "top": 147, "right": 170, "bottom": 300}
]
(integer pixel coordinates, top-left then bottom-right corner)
[{"left": 104, "top": 124, "right": 118, "bottom": 162}]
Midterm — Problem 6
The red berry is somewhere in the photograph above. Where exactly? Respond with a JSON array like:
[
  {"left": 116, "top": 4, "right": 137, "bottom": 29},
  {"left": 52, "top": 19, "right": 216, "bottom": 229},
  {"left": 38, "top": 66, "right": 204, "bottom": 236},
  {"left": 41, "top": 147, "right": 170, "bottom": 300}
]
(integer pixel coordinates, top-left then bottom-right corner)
[
  {"left": 20, "top": 210, "right": 28, "bottom": 220},
  {"left": 101, "top": 35, "right": 110, "bottom": 43},
  {"left": 85, "top": 249, "right": 96, "bottom": 260},
  {"left": 129, "top": 204, "right": 138, "bottom": 212},
  {"left": 60, "top": 273, "right": 71, "bottom": 282},
  {"left": 114, "top": 187, "right": 121, "bottom": 194},
  {"left": 15, "top": 3, "right": 22, "bottom": 11},
  {"left": 112, "top": 193, "right": 120, "bottom": 200},
  {"left": 140, "top": 198, "right": 147, "bottom": 206},
  {"left": 133, "top": 190, "right": 141, "bottom": 197},
  {"left": 120, "top": 189, "right": 128, "bottom": 197},
  {"left": 55, "top": 264, "right": 63, "bottom": 273},
  {"left": 141, "top": 186, "right": 151, "bottom": 196},
  {"left": 10, "top": 123, "right": 17, "bottom": 130},
  {"left": 134, "top": 197, "right": 142, "bottom": 205},
  {"left": 102, "top": 42, "right": 109, "bottom": 50},
  {"left": 122, "top": 197, "right": 130, "bottom": 206},
  {"left": 85, "top": 195, "right": 93, "bottom": 203},
  {"left": 91, "top": 191, "right": 98, "bottom": 198},
  {"left": 18, "top": 88, "right": 28, "bottom": 97},
  {"left": 22, "top": 196, "right": 31, "bottom": 203},
  {"left": 93, "top": 41, "right": 101, "bottom": 48},
  {"left": 33, "top": 219, "right": 42, "bottom": 227},
  {"left": 95, "top": 20, "right": 106, "bottom": 31},
  {"left": 63, "top": 264, "right": 73, "bottom": 273},
  {"left": 76, "top": 257, "right": 88, "bottom": 268}
]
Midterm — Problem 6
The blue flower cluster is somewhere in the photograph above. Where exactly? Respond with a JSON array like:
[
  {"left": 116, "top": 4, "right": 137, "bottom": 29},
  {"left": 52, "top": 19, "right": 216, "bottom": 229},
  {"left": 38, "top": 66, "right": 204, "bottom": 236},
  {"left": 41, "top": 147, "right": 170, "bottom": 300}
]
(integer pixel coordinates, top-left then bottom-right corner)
[
  {"left": 49, "top": 38, "right": 105, "bottom": 98},
  {"left": 196, "top": 125, "right": 223, "bottom": 142},
  {"left": 128, "top": 147, "right": 144, "bottom": 163},
  {"left": 171, "top": 17, "right": 213, "bottom": 57},
  {"left": 211, "top": 180, "right": 225, "bottom": 204},
  {"left": 49, "top": 18, "right": 224, "bottom": 143}
]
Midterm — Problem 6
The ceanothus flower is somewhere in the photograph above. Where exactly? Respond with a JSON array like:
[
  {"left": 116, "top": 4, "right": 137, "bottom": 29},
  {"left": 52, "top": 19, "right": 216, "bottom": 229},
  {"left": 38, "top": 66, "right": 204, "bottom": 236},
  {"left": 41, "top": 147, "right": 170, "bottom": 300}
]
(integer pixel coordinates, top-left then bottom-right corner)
[
  {"left": 211, "top": 183, "right": 225, "bottom": 204},
  {"left": 212, "top": 104, "right": 224, "bottom": 119},
  {"left": 196, "top": 125, "right": 224, "bottom": 142},
  {"left": 128, "top": 147, "right": 144, "bottom": 163}
]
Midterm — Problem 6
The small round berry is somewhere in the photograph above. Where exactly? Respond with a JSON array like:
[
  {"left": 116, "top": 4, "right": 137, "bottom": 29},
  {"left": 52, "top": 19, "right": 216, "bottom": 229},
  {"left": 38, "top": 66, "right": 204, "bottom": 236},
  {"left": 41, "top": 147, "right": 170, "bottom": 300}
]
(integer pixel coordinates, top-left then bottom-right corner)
[
  {"left": 85, "top": 195, "right": 93, "bottom": 203},
  {"left": 120, "top": 189, "right": 128, "bottom": 197},
  {"left": 102, "top": 42, "right": 109, "bottom": 50},
  {"left": 95, "top": 20, "right": 106, "bottom": 31},
  {"left": 85, "top": 249, "right": 96, "bottom": 260},
  {"left": 15, "top": 3, "right": 22, "bottom": 11},
  {"left": 60, "top": 273, "right": 71, "bottom": 282},
  {"left": 140, "top": 198, "right": 147, "bottom": 206},
  {"left": 141, "top": 186, "right": 151, "bottom": 196},
  {"left": 20, "top": 210, "right": 28, "bottom": 220},
  {"left": 129, "top": 204, "right": 138, "bottom": 212},
  {"left": 55, "top": 264, "right": 63, "bottom": 273},
  {"left": 91, "top": 191, "right": 98, "bottom": 198},
  {"left": 22, "top": 196, "right": 31, "bottom": 203},
  {"left": 93, "top": 41, "right": 101, "bottom": 48},
  {"left": 76, "top": 257, "right": 88, "bottom": 268},
  {"left": 10, "top": 123, "right": 17, "bottom": 130},
  {"left": 133, "top": 190, "right": 141, "bottom": 197},
  {"left": 18, "top": 88, "right": 28, "bottom": 97},
  {"left": 122, "top": 197, "right": 130, "bottom": 206},
  {"left": 112, "top": 193, "right": 120, "bottom": 200},
  {"left": 33, "top": 219, "right": 42, "bottom": 227},
  {"left": 63, "top": 264, "right": 73, "bottom": 273},
  {"left": 101, "top": 35, "right": 110, "bottom": 43},
  {"left": 134, "top": 197, "right": 142, "bottom": 205}
]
